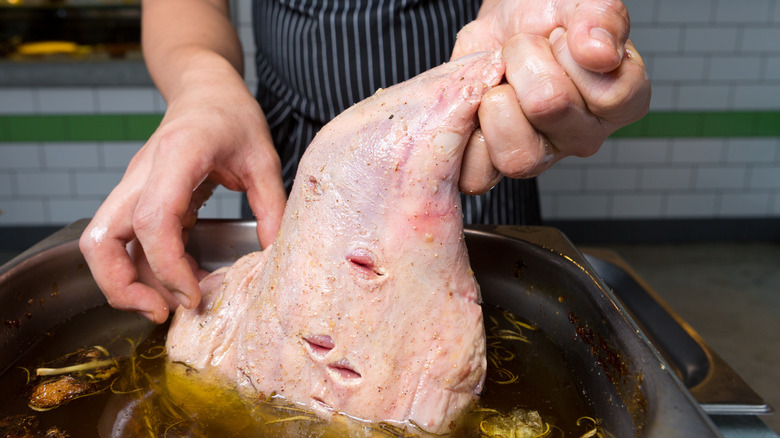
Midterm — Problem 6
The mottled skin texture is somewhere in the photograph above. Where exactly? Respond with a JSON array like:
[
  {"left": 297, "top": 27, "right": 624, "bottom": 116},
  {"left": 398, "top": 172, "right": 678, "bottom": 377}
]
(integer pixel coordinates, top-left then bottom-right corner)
[{"left": 166, "top": 52, "right": 505, "bottom": 433}]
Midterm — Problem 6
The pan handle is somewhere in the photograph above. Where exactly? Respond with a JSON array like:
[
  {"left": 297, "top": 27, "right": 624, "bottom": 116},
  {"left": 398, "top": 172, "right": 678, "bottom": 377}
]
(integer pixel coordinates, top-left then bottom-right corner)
[{"left": 583, "top": 249, "right": 773, "bottom": 416}]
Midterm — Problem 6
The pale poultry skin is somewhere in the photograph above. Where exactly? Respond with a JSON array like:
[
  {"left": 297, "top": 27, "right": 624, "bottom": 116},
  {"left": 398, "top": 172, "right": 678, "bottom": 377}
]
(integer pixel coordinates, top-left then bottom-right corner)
[{"left": 166, "top": 51, "right": 505, "bottom": 433}]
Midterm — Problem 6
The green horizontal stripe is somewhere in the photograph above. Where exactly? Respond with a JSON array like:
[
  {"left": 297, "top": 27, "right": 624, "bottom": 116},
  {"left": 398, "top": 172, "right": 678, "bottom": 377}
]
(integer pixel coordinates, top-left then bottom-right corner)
[
  {"left": 0, "top": 114, "right": 163, "bottom": 142},
  {"left": 612, "top": 111, "right": 780, "bottom": 138},
  {"left": 0, "top": 111, "right": 779, "bottom": 142}
]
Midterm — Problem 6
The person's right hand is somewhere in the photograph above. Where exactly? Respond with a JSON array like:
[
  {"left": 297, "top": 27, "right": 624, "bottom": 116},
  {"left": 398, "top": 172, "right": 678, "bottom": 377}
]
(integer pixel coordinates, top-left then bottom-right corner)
[{"left": 79, "top": 67, "right": 287, "bottom": 324}]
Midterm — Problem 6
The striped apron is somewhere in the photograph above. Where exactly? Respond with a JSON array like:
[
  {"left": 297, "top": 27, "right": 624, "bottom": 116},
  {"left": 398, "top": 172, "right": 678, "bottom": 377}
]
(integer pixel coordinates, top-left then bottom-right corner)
[{"left": 248, "top": 0, "right": 541, "bottom": 225}]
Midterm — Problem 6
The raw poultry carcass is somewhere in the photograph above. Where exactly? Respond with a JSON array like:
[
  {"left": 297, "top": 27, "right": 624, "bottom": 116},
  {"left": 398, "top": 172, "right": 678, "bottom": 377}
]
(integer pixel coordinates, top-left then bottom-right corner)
[{"left": 166, "top": 51, "right": 505, "bottom": 434}]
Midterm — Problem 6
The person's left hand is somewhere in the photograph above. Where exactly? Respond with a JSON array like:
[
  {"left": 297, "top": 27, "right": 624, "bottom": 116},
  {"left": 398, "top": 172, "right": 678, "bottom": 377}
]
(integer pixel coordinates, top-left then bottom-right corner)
[{"left": 453, "top": 0, "right": 651, "bottom": 194}]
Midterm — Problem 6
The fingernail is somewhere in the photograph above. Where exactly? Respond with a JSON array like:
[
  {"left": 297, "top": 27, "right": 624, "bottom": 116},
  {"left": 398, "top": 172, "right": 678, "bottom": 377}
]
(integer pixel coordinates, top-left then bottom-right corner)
[
  {"left": 172, "top": 290, "right": 192, "bottom": 308},
  {"left": 589, "top": 27, "right": 618, "bottom": 53}
]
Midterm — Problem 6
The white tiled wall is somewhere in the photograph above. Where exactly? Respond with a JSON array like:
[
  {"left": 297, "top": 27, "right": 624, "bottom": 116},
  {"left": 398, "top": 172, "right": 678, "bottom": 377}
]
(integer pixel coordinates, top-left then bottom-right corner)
[
  {"left": 539, "top": 138, "right": 780, "bottom": 219},
  {"left": 630, "top": 0, "right": 780, "bottom": 112},
  {"left": 0, "top": 87, "right": 168, "bottom": 115},
  {"left": 538, "top": 0, "right": 780, "bottom": 220},
  {"left": 0, "top": 0, "right": 779, "bottom": 226},
  {"left": 0, "top": 141, "right": 243, "bottom": 225}
]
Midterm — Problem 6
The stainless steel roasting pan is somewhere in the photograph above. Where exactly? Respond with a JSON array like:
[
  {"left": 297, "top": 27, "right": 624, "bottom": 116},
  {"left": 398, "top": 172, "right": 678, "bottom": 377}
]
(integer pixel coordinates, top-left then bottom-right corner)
[{"left": 1, "top": 219, "right": 731, "bottom": 437}]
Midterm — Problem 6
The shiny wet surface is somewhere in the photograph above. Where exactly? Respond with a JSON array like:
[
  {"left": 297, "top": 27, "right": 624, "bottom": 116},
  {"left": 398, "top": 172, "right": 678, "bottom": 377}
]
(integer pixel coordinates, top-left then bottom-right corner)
[
  {"left": 0, "top": 303, "right": 598, "bottom": 437},
  {"left": 2, "top": 241, "right": 778, "bottom": 434}
]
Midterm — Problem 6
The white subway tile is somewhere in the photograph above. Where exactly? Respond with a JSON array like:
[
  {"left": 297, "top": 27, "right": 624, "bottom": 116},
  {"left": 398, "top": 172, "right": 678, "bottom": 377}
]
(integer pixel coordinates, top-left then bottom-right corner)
[
  {"left": 695, "top": 166, "right": 748, "bottom": 189},
  {"left": 218, "top": 195, "right": 242, "bottom": 219},
  {"left": 749, "top": 166, "right": 780, "bottom": 189},
  {"left": 715, "top": 0, "right": 772, "bottom": 23},
  {"left": 244, "top": 57, "right": 258, "bottom": 86},
  {"left": 537, "top": 168, "right": 585, "bottom": 192},
  {"left": 585, "top": 167, "right": 640, "bottom": 191},
  {"left": 740, "top": 27, "right": 780, "bottom": 53},
  {"left": 152, "top": 90, "right": 167, "bottom": 112},
  {"left": 16, "top": 171, "right": 72, "bottom": 196},
  {"left": 102, "top": 142, "right": 143, "bottom": 168},
  {"left": 0, "top": 199, "right": 48, "bottom": 225},
  {"left": 0, "top": 174, "right": 12, "bottom": 196},
  {"left": 708, "top": 56, "right": 763, "bottom": 81},
  {"left": 579, "top": 141, "right": 615, "bottom": 165},
  {"left": 647, "top": 84, "right": 677, "bottom": 110},
  {"left": 556, "top": 148, "right": 613, "bottom": 170},
  {"left": 775, "top": 2, "right": 780, "bottom": 24},
  {"left": 666, "top": 193, "right": 718, "bottom": 217},
  {"left": 625, "top": 0, "right": 657, "bottom": 24},
  {"left": 733, "top": 85, "right": 780, "bottom": 109},
  {"left": 222, "top": 190, "right": 243, "bottom": 201},
  {"left": 196, "top": 187, "right": 243, "bottom": 219},
  {"left": 641, "top": 167, "right": 694, "bottom": 190},
  {"left": 554, "top": 194, "right": 611, "bottom": 219},
  {"left": 42, "top": 143, "right": 100, "bottom": 169},
  {"left": 725, "top": 139, "right": 779, "bottom": 163},
  {"left": 611, "top": 194, "right": 665, "bottom": 218},
  {"left": 0, "top": 88, "right": 37, "bottom": 114},
  {"left": 38, "top": 88, "right": 96, "bottom": 114},
  {"left": 238, "top": 23, "right": 255, "bottom": 54},
  {"left": 651, "top": 55, "right": 707, "bottom": 81},
  {"left": 641, "top": 53, "right": 656, "bottom": 73},
  {"left": 670, "top": 139, "right": 726, "bottom": 164},
  {"left": 658, "top": 0, "right": 714, "bottom": 24},
  {"left": 74, "top": 171, "right": 123, "bottom": 196},
  {"left": 629, "top": 26, "right": 683, "bottom": 53},
  {"left": 683, "top": 27, "right": 739, "bottom": 52},
  {"left": 48, "top": 198, "right": 102, "bottom": 223},
  {"left": 614, "top": 139, "right": 670, "bottom": 164},
  {"left": 97, "top": 87, "right": 158, "bottom": 114},
  {"left": 719, "top": 192, "right": 772, "bottom": 216},
  {"left": 676, "top": 84, "right": 732, "bottom": 110},
  {"left": 765, "top": 56, "right": 780, "bottom": 80},
  {"left": 245, "top": 80, "right": 259, "bottom": 95},
  {"left": 234, "top": 0, "right": 253, "bottom": 24},
  {"left": 197, "top": 197, "right": 221, "bottom": 219},
  {"left": 0, "top": 144, "right": 42, "bottom": 169}
]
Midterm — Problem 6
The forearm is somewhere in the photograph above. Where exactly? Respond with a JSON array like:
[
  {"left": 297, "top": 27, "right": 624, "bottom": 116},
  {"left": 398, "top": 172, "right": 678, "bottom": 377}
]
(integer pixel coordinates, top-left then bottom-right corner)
[{"left": 142, "top": 0, "right": 245, "bottom": 102}]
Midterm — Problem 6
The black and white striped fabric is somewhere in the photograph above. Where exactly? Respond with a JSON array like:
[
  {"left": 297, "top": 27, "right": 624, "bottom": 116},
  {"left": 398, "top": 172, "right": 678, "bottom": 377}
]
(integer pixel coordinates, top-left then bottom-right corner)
[{"left": 250, "top": 0, "right": 541, "bottom": 225}]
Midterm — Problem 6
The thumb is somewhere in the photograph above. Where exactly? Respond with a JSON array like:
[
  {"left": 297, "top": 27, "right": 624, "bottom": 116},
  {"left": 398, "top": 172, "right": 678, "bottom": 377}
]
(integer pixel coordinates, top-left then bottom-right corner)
[{"left": 561, "top": 0, "right": 630, "bottom": 73}]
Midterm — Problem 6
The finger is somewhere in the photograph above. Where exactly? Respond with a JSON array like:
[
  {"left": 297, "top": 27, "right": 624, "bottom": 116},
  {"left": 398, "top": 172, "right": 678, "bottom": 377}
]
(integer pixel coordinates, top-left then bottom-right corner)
[
  {"left": 503, "top": 32, "right": 605, "bottom": 158},
  {"left": 478, "top": 84, "right": 557, "bottom": 179},
  {"left": 248, "top": 182, "right": 286, "bottom": 250},
  {"left": 459, "top": 128, "right": 503, "bottom": 195},
  {"left": 558, "top": 0, "right": 630, "bottom": 72},
  {"left": 80, "top": 189, "right": 171, "bottom": 323},
  {"left": 551, "top": 30, "right": 651, "bottom": 124},
  {"left": 127, "top": 238, "right": 182, "bottom": 312},
  {"left": 133, "top": 136, "right": 210, "bottom": 310},
  {"left": 243, "top": 144, "right": 287, "bottom": 249}
]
